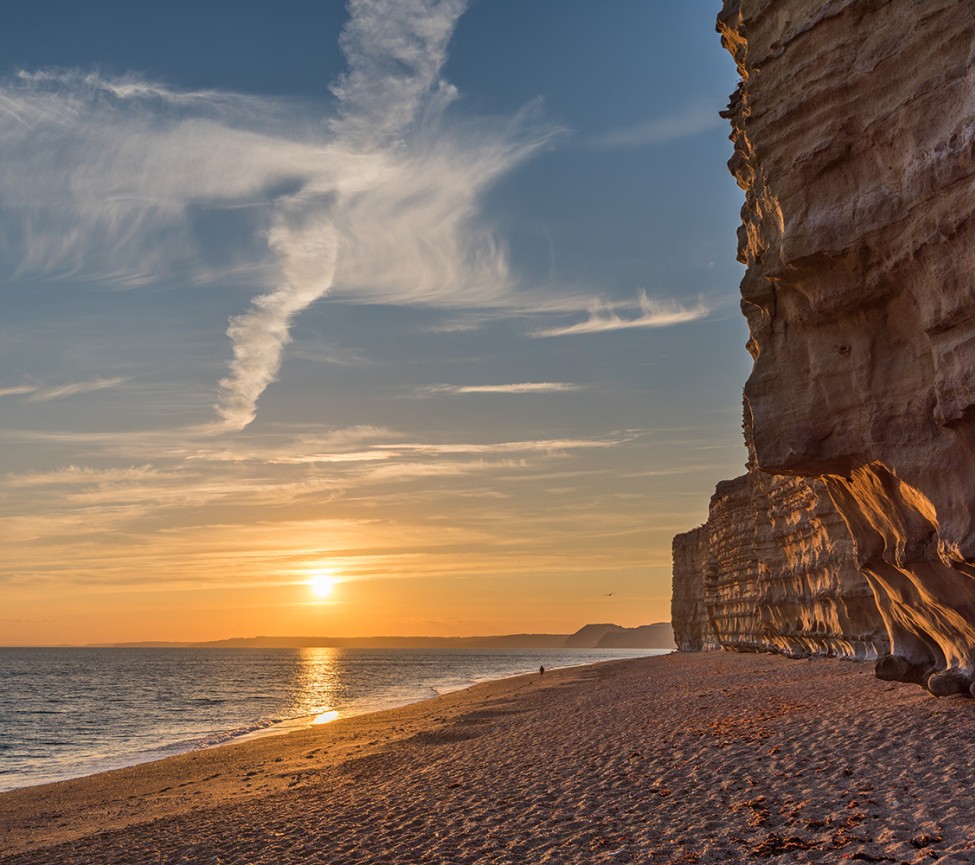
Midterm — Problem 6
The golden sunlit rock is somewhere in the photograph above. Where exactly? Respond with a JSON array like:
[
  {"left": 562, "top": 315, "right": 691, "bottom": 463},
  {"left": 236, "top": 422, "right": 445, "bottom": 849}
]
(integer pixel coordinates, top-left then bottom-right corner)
[
  {"left": 678, "top": 0, "right": 975, "bottom": 695},
  {"left": 672, "top": 416, "right": 888, "bottom": 660}
]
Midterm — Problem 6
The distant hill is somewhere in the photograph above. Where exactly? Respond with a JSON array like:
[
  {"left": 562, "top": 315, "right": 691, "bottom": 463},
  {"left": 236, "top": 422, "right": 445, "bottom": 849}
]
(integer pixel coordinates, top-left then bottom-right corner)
[
  {"left": 564, "top": 623, "right": 675, "bottom": 650},
  {"left": 103, "top": 623, "right": 675, "bottom": 651},
  {"left": 563, "top": 623, "right": 624, "bottom": 648},
  {"left": 594, "top": 623, "right": 675, "bottom": 649}
]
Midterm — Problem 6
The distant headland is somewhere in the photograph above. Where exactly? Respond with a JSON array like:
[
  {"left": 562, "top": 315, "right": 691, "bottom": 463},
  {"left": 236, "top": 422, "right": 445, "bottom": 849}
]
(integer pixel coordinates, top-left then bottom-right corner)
[{"left": 91, "top": 622, "right": 675, "bottom": 651}]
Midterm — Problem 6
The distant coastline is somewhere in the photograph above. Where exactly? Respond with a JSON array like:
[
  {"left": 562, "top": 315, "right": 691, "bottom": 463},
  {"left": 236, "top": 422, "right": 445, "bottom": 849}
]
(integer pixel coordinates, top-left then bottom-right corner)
[{"left": 84, "top": 622, "right": 675, "bottom": 651}]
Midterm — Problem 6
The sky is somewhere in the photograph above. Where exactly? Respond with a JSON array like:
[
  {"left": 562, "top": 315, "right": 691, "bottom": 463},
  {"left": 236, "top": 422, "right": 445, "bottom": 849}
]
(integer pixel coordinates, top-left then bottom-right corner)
[{"left": 0, "top": 0, "right": 747, "bottom": 645}]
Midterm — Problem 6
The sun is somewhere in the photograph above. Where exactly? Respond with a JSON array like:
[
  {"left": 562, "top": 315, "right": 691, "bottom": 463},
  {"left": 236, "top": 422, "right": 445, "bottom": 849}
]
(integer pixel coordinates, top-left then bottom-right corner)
[{"left": 309, "top": 572, "right": 337, "bottom": 599}]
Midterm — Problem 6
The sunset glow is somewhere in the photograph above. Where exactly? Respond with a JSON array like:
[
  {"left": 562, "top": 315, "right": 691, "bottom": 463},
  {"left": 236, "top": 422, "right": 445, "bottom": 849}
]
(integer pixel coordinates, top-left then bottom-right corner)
[
  {"left": 309, "top": 573, "right": 337, "bottom": 600},
  {"left": 0, "top": 2, "right": 746, "bottom": 646}
]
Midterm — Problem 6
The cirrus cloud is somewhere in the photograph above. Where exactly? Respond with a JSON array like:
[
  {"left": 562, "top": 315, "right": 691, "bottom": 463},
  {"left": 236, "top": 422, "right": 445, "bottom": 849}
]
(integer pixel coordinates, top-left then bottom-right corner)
[
  {"left": 0, "top": 0, "right": 557, "bottom": 434},
  {"left": 414, "top": 382, "right": 581, "bottom": 397},
  {"left": 26, "top": 377, "right": 130, "bottom": 403},
  {"left": 531, "top": 290, "right": 711, "bottom": 337},
  {"left": 588, "top": 98, "right": 724, "bottom": 149}
]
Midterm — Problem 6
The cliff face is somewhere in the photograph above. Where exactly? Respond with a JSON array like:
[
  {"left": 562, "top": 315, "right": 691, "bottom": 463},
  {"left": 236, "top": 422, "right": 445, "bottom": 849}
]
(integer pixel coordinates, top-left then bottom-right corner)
[
  {"left": 671, "top": 455, "right": 887, "bottom": 659},
  {"left": 744, "top": 463, "right": 886, "bottom": 659},
  {"left": 718, "top": 0, "right": 975, "bottom": 693},
  {"left": 703, "top": 476, "right": 761, "bottom": 649},
  {"left": 671, "top": 526, "right": 714, "bottom": 651}
]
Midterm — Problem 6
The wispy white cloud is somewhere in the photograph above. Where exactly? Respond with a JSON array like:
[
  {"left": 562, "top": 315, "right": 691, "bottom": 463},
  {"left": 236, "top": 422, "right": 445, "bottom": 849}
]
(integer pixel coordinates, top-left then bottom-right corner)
[
  {"left": 329, "top": 0, "right": 466, "bottom": 147},
  {"left": 0, "top": 0, "right": 558, "bottom": 434},
  {"left": 360, "top": 458, "right": 525, "bottom": 482},
  {"left": 183, "top": 430, "right": 627, "bottom": 466},
  {"left": 0, "top": 419, "right": 665, "bottom": 599},
  {"left": 373, "top": 436, "right": 629, "bottom": 456},
  {"left": 287, "top": 340, "right": 373, "bottom": 367},
  {"left": 415, "top": 382, "right": 581, "bottom": 397},
  {"left": 271, "top": 450, "right": 396, "bottom": 465},
  {"left": 24, "top": 376, "right": 129, "bottom": 402},
  {"left": 184, "top": 425, "right": 399, "bottom": 464},
  {"left": 5, "top": 464, "right": 186, "bottom": 488},
  {"left": 532, "top": 290, "right": 711, "bottom": 337},
  {"left": 0, "top": 432, "right": 637, "bottom": 563},
  {"left": 0, "top": 384, "right": 37, "bottom": 398},
  {"left": 425, "top": 315, "right": 492, "bottom": 333},
  {"left": 587, "top": 99, "right": 723, "bottom": 149},
  {"left": 296, "top": 425, "right": 398, "bottom": 448}
]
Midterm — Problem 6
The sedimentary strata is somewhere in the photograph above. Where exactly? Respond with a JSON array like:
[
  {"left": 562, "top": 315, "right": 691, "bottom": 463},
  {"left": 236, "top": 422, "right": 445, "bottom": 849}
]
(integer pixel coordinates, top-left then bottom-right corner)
[
  {"left": 712, "top": 0, "right": 975, "bottom": 693},
  {"left": 671, "top": 525, "right": 714, "bottom": 652},
  {"left": 672, "top": 454, "right": 886, "bottom": 660}
]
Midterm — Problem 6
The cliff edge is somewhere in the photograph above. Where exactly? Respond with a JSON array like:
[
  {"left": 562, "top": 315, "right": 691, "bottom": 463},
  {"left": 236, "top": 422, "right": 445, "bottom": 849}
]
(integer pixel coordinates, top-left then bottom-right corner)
[{"left": 693, "top": 0, "right": 975, "bottom": 694}]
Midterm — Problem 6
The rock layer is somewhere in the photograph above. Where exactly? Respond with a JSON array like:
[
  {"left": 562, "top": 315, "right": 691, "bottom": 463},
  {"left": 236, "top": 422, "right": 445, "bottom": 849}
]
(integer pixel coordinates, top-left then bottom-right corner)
[
  {"left": 671, "top": 526, "right": 714, "bottom": 652},
  {"left": 672, "top": 453, "right": 887, "bottom": 660},
  {"left": 715, "top": 0, "right": 975, "bottom": 693}
]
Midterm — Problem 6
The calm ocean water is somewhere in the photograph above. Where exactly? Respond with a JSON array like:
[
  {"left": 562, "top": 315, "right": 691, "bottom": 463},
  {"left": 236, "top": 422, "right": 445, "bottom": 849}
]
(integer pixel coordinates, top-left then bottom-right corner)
[{"left": 0, "top": 646, "right": 667, "bottom": 791}]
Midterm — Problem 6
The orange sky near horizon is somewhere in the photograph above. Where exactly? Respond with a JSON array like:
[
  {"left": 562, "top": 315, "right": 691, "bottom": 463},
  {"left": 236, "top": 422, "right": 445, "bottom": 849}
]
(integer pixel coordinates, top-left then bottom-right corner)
[
  {"left": 0, "top": 429, "right": 704, "bottom": 645},
  {"left": 0, "top": 1, "right": 748, "bottom": 647}
]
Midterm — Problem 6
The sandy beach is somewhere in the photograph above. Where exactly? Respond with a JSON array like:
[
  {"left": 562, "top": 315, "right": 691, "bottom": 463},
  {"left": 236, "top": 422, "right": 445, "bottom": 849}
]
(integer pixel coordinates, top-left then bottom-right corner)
[{"left": 2, "top": 652, "right": 975, "bottom": 864}]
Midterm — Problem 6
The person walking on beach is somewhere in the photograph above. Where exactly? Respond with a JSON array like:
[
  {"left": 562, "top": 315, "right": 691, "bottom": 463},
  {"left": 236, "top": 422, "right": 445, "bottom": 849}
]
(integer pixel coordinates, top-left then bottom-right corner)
[{"left": 539, "top": 665, "right": 545, "bottom": 676}]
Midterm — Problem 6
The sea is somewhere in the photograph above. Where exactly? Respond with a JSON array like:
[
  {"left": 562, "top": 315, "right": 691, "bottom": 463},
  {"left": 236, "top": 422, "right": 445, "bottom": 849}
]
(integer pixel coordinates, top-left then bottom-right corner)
[{"left": 0, "top": 646, "right": 668, "bottom": 792}]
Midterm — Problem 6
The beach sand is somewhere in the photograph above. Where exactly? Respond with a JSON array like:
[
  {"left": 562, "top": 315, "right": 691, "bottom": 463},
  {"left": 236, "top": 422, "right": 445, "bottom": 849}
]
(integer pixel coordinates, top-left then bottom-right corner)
[{"left": 2, "top": 652, "right": 975, "bottom": 864}]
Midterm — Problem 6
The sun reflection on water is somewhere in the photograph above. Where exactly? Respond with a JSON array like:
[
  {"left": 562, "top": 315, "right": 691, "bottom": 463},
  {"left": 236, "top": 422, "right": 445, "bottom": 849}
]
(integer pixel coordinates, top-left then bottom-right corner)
[
  {"left": 295, "top": 647, "right": 343, "bottom": 723},
  {"left": 313, "top": 710, "right": 340, "bottom": 724}
]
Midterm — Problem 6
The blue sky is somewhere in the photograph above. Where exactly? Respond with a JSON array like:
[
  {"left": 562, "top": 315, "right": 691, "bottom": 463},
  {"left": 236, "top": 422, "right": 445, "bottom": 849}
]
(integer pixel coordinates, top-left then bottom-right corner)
[{"left": 0, "top": 0, "right": 747, "bottom": 644}]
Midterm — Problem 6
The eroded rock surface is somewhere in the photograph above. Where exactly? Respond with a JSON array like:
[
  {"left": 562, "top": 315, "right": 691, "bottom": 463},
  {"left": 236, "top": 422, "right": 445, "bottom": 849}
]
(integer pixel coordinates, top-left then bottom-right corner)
[
  {"left": 717, "top": 0, "right": 975, "bottom": 693},
  {"left": 671, "top": 526, "right": 714, "bottom": 652},
  {"left": 671, "top": 452, "right": 886, "bottom": 660}
]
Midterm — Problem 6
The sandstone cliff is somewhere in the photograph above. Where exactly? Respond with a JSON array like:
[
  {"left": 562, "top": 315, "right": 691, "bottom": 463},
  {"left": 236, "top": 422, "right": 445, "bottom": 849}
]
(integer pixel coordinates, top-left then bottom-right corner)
[
  {"left": 672, "top": 450, "right": 887, "bottom": 660},
  {"left": 709, "top": 0, "right": 975, "bottom": 694},
  {"left": 671, "top": 525, "right": 714, "bottom": 651}
]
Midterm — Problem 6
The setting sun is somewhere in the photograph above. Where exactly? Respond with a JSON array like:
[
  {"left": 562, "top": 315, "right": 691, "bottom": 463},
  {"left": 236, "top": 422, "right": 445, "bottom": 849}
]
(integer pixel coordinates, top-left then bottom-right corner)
[
  {"left": 0, "top": 0, "right": 718, "bottom": 653},
  {"left": 309, "top": 573, "right": 337, "bottom": 599}
]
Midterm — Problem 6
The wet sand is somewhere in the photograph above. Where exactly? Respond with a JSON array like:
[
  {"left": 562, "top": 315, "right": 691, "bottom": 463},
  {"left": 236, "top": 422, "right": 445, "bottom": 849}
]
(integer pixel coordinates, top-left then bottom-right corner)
[{"left": 2, "top": 652, "right": 975, "bottom": 864}]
